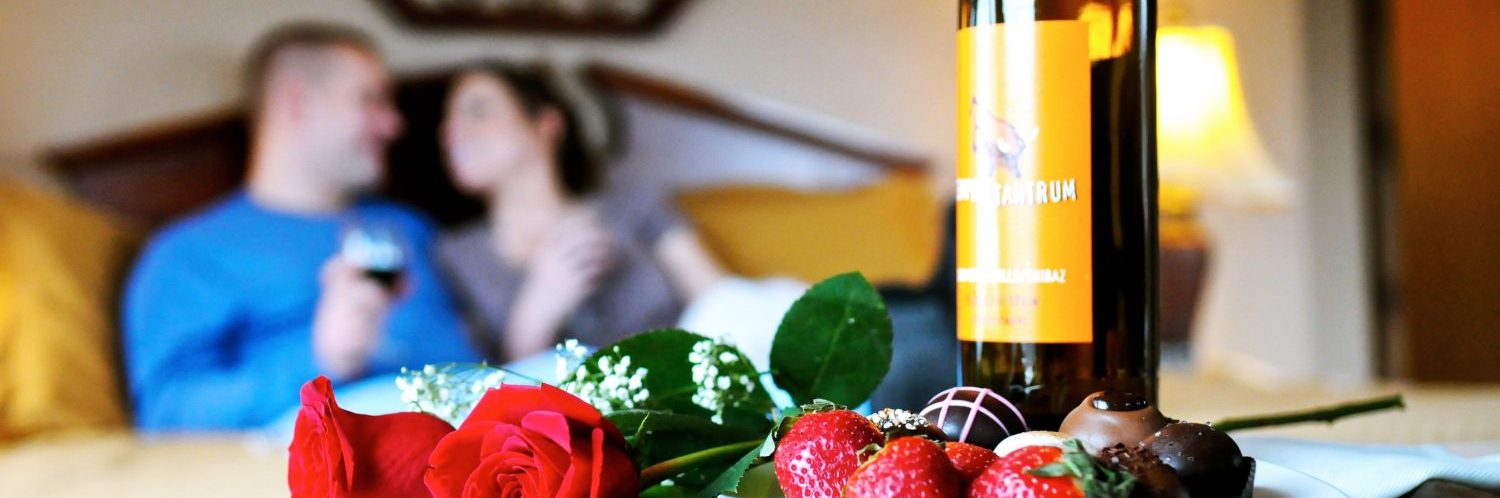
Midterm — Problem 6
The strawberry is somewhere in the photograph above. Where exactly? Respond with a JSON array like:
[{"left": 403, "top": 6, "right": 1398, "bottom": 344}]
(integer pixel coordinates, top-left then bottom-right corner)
[
  {"left": 968, "top": 441, "right": 1135, "bottom": 498},
  {"left": 773, "top": 404, "right": 886, "bottom": 498},
  {"left": 945, "top": 441, "right": 1000, "bottom": 482},
  {"left": 844, "top": 437, "right": 962, "bottom": 498}
]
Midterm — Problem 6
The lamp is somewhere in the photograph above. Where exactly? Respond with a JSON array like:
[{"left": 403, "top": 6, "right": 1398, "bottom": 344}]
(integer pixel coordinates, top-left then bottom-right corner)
[
  {"left": 1155, "top": 24, "right": 1293, "bottom": 350},
  {"left": 1158, "top": 25, "right": 1292, "bottom": 214}
]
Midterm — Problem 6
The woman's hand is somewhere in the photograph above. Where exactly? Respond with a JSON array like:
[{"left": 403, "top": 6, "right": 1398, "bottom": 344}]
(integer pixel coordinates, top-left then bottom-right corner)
[{"left": 506, "top": 211, "right": 616, "bottom": 359}]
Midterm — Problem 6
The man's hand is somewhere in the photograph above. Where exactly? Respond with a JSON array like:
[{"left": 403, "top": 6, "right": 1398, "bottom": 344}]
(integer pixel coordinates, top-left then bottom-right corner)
[{"left": 312, "top": 256, "right": 392, "bottom": 381}]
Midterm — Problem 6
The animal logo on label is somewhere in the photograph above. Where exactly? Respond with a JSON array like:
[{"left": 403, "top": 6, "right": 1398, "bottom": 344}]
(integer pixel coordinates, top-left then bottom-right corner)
[{"left": 971, "top": 97, "right": 1038, "bottom": 180}]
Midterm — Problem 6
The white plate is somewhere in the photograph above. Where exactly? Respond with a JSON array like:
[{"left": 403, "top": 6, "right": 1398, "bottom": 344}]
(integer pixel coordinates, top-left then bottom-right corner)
[{"left": 1256, "top": 461, "right": 1349, "bottom": 498}]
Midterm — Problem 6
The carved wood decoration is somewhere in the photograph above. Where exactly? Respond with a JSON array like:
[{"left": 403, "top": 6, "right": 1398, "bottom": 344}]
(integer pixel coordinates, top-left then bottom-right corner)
[{"left": 370, "top": 0, "right": 695, "bottom": 36}]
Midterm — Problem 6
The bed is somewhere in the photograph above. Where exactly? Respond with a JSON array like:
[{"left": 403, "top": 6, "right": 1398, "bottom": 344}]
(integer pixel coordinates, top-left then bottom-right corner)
[{"left": 0, "top": 61, "right": 951, "bottom": 496}]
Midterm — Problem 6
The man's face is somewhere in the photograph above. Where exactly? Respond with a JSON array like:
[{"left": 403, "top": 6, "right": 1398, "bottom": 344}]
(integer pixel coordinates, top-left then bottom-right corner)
[{"left": 301, "top": 47, "right": 402, "bottom": 194}]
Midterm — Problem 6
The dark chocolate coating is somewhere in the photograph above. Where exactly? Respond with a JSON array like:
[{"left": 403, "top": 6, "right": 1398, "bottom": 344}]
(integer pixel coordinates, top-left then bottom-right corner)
[
  {"left": 1144, "top": 423, "right": 1247, "bottom": 498},
  {"left": 918, "top": 387, "right": 1028, "bottom": 450},
  {"left": 1060, "top": 391, "right": 1170, "bottom": 451}
]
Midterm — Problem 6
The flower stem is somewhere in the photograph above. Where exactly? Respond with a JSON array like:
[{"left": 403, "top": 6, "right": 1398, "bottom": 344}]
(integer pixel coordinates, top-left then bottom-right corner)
[
  {"left": 638, "top": 439, "right": 763, "bottom": 489},
  {"left": 1210, "top": 394, "right": 1405, "bottom": 432}
]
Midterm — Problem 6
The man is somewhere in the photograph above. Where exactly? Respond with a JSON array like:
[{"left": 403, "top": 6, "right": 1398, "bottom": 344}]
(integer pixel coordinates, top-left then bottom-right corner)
[{"left": 123, "top": 23, "right": 478, "bottom": 431}]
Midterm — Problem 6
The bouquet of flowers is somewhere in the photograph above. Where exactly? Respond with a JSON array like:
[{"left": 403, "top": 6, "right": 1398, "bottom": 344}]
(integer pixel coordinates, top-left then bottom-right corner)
[{"left": 287, "top": 272, "right": 898, "bottom": 498}]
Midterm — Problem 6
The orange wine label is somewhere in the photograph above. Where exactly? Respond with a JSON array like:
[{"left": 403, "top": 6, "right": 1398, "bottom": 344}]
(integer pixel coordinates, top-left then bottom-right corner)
[{"left": 957, "top": 21, "right": 1093, "bottom": 344}]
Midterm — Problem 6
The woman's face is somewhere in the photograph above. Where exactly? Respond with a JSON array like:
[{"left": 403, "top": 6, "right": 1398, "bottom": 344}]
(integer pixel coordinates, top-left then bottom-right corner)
[{"left": 441, "top": 71, "right": 547, "bottom": 195}]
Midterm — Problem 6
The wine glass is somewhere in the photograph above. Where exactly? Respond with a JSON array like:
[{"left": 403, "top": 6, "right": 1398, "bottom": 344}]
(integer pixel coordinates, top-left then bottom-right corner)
[{"left": 340, "top": 221, "right": 408, "bottom": 291}]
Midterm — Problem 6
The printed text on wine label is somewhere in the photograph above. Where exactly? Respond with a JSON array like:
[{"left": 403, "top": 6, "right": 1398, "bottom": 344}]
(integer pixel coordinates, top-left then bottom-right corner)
[{"left": 956, "top": 178, "right": 1079, "bottom": 207}]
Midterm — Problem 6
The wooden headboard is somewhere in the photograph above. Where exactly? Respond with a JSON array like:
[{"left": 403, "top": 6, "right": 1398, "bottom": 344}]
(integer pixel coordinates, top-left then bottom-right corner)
[
  {"left": 45, "top": 63, "right": 931, "bottom": 230},
  {"left": 45, "top": 69, "right": 481, "bottom": 228}
]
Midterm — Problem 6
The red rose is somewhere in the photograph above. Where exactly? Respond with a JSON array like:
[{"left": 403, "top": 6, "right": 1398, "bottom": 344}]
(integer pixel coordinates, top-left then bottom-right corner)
[
  {"left": 425, "top": 384, "right": 638, "bottom": 498},
  {"left": 289, "top": 376, "right": 455, "bottom": 498}
]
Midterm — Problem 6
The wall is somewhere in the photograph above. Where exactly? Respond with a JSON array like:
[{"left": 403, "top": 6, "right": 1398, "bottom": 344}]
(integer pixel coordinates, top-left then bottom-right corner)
[
  {"left": 0, "top": 0, "right": 951, "bottom": 179},
  {"left": 0, "top": 0, "right": 1372, "bottom": 385},
  {"left": 1188, "top": 0, "right": 1375, "bottom": 387},
  {"left": 1305, "top": 0, "right": 1375, "bottom": 386}
]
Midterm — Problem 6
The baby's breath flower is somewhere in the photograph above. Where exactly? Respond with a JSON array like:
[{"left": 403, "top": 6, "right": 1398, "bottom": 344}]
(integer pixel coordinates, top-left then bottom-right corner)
[
  {"left": 556, "top": 344, "right": 651, "bottom": 412},
  {"left": 395, "top": 363, "right": 511, "bottom": 426},
  {"left": 687, "top": 337, "right": 760, "bottom": 423},
  {"left": 554, "top": 339, "right": 589, "bottom": 382}
]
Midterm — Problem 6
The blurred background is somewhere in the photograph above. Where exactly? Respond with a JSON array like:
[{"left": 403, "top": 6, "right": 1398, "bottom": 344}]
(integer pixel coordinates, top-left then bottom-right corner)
[{"left": 1, "top": 0, "right": 1498, "bottom": 493}]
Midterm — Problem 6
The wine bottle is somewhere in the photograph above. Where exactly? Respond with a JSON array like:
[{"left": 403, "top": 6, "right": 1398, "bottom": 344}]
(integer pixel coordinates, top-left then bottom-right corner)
[{"left": 955, "top": 0, "right": 1159, "bottom": 430}]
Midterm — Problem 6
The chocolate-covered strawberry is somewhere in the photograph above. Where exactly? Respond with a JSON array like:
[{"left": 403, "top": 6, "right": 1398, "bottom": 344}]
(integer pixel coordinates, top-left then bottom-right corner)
[
  {"left": 1098, "top": 444, "right": 1187, "bottom": 498},
  {"left": 868, "top": 408, "right": 948, "bottom": 442}
]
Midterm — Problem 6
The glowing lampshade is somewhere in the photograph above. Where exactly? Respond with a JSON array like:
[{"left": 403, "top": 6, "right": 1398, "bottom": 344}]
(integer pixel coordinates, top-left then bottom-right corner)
[{"left": 1157, "top": 25, "right": 1292, "bottom": 213}]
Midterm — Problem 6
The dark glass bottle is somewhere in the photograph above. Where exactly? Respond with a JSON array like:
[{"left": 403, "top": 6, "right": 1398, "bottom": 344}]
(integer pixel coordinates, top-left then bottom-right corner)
[{"left": 955, "top": 0, "right": 1159, "bottom": 430}]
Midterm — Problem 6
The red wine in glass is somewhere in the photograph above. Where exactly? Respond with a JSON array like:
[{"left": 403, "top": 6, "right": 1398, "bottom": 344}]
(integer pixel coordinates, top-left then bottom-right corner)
[{"left": 340, "top": 224, "right": 407, "bottom": 291}]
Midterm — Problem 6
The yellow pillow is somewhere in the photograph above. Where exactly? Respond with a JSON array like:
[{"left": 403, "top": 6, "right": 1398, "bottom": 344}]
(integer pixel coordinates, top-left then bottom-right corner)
[
  {"left": 677, "top": 170, "right": 943, "bottom": 288},
  {"left": 0, "top": 181, "right": 138, "bottom": 441}
]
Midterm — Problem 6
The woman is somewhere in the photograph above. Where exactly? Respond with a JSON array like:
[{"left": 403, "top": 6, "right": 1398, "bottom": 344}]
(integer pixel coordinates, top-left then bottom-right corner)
[{"left": 436, "top": 63, "right": 726, "bottom": 363}]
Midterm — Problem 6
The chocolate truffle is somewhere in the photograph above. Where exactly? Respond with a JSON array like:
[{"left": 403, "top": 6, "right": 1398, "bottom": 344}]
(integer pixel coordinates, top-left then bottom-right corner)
[
  {"left": 1143, "top": 422, "right": 1248, "bottom": 498},
  {"left": 1059, "top": 391, "right": 1171, "bottom": 452},
  {"left": 918, "top": 387, "right": 1028, "bottom": 450}
]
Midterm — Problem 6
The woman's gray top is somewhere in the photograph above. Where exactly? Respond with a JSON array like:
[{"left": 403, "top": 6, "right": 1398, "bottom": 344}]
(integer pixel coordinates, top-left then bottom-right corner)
[{"left": 435, "top": 198, "right": 687, "bottom": 361}]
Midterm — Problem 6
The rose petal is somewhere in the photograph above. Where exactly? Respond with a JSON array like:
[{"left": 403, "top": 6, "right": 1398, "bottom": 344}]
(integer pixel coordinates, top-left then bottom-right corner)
[
  {"left": 519, "top": 411, "right": 576, "bottom": 456},
  {"left": 590, "top": 427, "right": 640, "bottom": 498},
  {"left": 289, "top": 414, "right": 332, "bottom": 497},
  {"left": 465, "top": 453, "right": 519, "bottom": 498},
  {"left": 429, "top": 383, "right": 639, "bottom": 498},
  {"left": 514, "top": 418, "right": 573, "bottom": 497},
  {"left": 425, "top": 423, "right": 495, "bottom": 498},
  {"left": 463, "top": 385, "right": 543, "bottom": 428},
  {"left": 536, "top": 385, "right": 610, "bottom": 434},
  {"left": 290, "top": 377, "right": 352, "bottom": 497},
  {"left": 290, "top": 376, "right": 453, "bottom": 498},
  {"left": 345, "top": 411, "right": 454, "bottom": 497},
  {"left": 490, "top": 422, "right": 573, "bottom": 498},
  {"left": 465, "top": 385, "right": 622, "bottom": 441}
]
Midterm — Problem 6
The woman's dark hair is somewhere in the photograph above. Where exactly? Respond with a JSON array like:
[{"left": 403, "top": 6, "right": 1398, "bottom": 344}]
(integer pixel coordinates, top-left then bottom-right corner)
[{"left": 459, "top": 62, "right": 600, "bottom": 197}]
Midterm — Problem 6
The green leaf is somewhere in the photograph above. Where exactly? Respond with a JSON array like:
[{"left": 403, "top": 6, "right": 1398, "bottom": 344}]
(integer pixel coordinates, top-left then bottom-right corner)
[
  {"left": 608, "top": 410, "right": 762, "bottom": 440},
  {"left": 578, "top": 329, "right": 775, "bottom": 428},
  {"left": 641, "top": 484, "right": 693, "bottom": 498},
  {"left": 1016, "top": 441, "right": 1136, "bottom": 498},
  {"left": 606, "top": 410, "right": 766, "bottom": 478},
  {"left": 800, "top": 399, "right": 844, "bottom": 413},
  {"left": 1058, "top": 439, "right": 1136, "bottom": 498},
  {"left": 695, "top": 445, "right": 769, "bottom": 498},
  {"left": 611, "top": 410, "right": 756, "bottom": 460},
  {"left": 573, "top": 330, "right": 773, "bottom": 490},
  {"left": 769, "top": 272, "right": 893, "bottom": 407}
]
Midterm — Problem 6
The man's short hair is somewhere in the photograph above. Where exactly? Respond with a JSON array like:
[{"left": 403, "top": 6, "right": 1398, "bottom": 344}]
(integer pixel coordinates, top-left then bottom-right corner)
[{"left": 243, "top": 22, "right": 379, "bottom": 120}]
